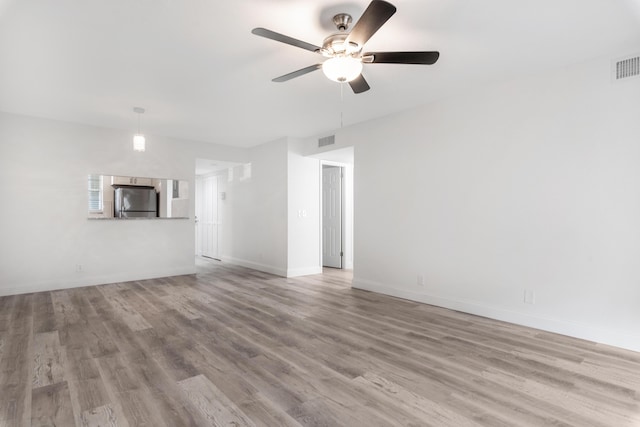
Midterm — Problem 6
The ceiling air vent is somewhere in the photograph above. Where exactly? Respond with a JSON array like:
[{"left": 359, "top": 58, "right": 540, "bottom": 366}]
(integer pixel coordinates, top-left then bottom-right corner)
[
  {"left": 318, "top": 135, "right": 335, "bottom": 147},
  {"left": 613, "top": 55, "right": 640, "bottom": 81}
]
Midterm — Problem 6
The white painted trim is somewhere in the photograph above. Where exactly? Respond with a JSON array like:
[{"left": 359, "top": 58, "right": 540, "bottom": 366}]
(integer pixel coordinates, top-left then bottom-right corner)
[
  {"left": 0, "top": 266, "right": 197, "bottom": 297},
  {"left": 320, "top": 163, "right": 344, "bottom": 269},
  {"left": 320, "top": 160, "right": 354, "bottom": 271},
  {"left": 286, "top": 266, "right": 323, "bottom": 278},
  {"left": 222, "top": 256, "right": 287, "bottom": 277},
  {"left": 320, "top": 159, "right": 352, "bottom": 167},
  {"left": 352, "top": 276, "right": 640, "bottom": 353}
]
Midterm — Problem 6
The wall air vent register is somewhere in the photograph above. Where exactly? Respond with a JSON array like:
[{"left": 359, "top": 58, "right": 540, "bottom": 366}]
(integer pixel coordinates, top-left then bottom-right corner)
[
  {"left": 318, "top": 135, "right": 336, "bottom": 148},
  {"left": 613, "top": 54, "right": 640, "bottom": 81}
]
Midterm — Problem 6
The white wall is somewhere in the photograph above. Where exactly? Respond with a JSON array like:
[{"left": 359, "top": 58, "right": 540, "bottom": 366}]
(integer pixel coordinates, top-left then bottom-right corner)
[
  {"left": 221, "top": 138, "right": 289, "bottom": 275},
  {"left": 335, "top": 56, "right": 640, "bottom": 352},
  {"left": 3, "top": 54, "right": 639, "bottom": 353},
  {"left": 342, "top": 163, "right": 354, "bottom": 270},
  {"left": 0, "top": 113, "right": 321, "bottom": 294},
  {"left": 0, "top": 112, "right": 247, "bottom": 296},
  {"left": 287, "top": 140, "right": 321, "bottom": 276},
  {"left": 219, "top": 137, "right": 321, "bottom": 277}
]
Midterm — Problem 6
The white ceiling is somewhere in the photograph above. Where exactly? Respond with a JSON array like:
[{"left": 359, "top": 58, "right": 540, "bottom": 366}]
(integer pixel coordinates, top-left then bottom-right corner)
[{"left": 1, "top": 0, "right": 639, "bottom": 148}]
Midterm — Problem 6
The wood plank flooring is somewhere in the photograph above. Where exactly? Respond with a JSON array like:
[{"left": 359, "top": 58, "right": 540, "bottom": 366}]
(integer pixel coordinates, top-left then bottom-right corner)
[{"left": 1, "top": 258, "right": 639, "bottom": 426}]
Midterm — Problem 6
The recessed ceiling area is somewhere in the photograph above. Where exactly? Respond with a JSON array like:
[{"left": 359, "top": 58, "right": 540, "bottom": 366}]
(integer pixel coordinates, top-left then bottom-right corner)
[
  {"left": 195, "top": 159, "right": 242, "bottom": 176},
  {"left": 0, "top": 0, "right": 639, "bottom": 148}
]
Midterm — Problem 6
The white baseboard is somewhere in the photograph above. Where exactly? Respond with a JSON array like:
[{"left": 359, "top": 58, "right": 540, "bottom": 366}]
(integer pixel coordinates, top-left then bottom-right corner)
[
  {"left": 286, "top": 266, "right": 323, "bottom": 277},
  {"left": 222, "top": 256, "right": 288, "bottom": 277},
  {"left": 352, "top": 277, "right": 640, "bottom": 354},
  {"left": 221, "top": 257, "right": 322, "bottom": 278},
  {"left": 0, "top": 266, "right": 197, "bottom": 297}
]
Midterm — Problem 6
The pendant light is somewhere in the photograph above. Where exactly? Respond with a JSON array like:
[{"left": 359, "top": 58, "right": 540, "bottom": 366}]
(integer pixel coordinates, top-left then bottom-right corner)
[{"left": 133, "top": 107, "right": 146, "bottom": 152}]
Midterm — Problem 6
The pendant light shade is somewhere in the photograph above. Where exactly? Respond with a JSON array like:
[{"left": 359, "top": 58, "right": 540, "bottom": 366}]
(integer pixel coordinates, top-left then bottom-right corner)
[
  {"left": 133, "top": 134, "right": 146, "bottom": 152},
  {"left": 133, "top": 107, "right": 146, "bottom": 152}
]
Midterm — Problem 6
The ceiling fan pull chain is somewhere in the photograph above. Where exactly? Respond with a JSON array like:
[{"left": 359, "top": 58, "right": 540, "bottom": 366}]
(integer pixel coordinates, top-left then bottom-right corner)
[{"left": 340, "top": 82, "right": 344, "bottom": 128}]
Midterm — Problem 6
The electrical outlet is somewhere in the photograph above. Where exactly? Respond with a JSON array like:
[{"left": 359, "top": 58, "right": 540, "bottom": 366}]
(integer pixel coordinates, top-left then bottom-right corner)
[
  {"left": 524, "top": 289, "right": 535, "bottom": 304},
  {"left": 417, "top": 274, "right": 424, "bottom": 286}
]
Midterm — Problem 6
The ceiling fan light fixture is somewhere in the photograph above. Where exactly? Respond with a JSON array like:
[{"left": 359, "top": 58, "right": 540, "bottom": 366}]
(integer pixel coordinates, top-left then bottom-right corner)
[
  {"left": 322, "top": 56, "right": 363, "bottom": 83},
  {"left": 252, "top": 1, "right": 438, "bottom": 94}
]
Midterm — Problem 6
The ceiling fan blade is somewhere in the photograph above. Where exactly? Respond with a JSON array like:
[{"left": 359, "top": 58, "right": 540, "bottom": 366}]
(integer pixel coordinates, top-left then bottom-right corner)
[
  {"left": 272, "top": 64, "right": 322, "bottom": 82},
  {"left": 346, "top": 0, "right": 397, "bottom": 47},
  {"left": 349, "top": 74, "right": 370, "bottom": 94},
  {"left": 252, "top": 28, "right": 320, "bottom": 53},
  {"left": 364, "top": 51, "right": 440, "bottom": 65}
]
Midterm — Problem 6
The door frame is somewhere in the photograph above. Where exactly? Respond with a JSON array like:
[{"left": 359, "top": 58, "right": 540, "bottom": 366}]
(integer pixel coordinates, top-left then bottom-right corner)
[
  {"left": 195, "top": 176, "right": 203, "bottom": 256},
  {"left": 195, "top": 172, "right": 223, "bottom": 260},
  {"left": 320, "top": 160, "right": 352, "bottom": 270}
]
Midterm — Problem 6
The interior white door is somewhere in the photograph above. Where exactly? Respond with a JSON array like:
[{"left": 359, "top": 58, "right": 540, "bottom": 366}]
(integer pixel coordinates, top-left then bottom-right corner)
[
  {"left": 201, "top": 176, "right": 219, "bottom": 259},
  {"left": 323, "top": 166, "right": 342, "bottom": 268}
]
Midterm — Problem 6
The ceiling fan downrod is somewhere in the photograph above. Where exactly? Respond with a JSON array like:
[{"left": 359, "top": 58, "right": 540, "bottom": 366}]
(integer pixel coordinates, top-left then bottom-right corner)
[{"left": 332, "top": 13, "right": 352, "bottom": 31}]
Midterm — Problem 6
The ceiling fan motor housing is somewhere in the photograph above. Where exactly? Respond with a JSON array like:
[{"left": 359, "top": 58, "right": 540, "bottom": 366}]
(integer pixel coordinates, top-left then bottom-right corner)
[
  {"left": 320, "top": 13, "right": 360, "bottom": 58},
  {"left": 321, "top": 33, "right": 361, "bottom": 57}
]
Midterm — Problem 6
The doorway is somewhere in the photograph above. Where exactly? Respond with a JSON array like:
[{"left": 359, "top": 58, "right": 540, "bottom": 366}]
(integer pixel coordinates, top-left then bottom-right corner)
[
  {"left": 195, "top": 158, "right": 239, "bottom": 260},
  {"left": 196, "top": 175, "right": 221, "bottom": 259},
  {"left": 316, "top": 146, "right": 353, "bottom": 271}
]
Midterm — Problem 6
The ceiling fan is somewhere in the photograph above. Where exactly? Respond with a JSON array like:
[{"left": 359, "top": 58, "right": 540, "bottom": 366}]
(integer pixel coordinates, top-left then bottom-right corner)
[{"left": 251, "top": 0, "right": 439, "bottom": 94}]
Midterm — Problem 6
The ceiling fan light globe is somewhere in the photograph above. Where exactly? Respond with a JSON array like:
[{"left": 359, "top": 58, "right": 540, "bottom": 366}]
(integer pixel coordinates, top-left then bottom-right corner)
[{"left": 322, "top": 57, "right": 363, "bottom": 83}]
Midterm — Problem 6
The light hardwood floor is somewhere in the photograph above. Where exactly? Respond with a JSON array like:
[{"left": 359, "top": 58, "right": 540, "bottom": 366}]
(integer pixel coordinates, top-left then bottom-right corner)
[{"left": 1, "top": 258, "right": 639, "bottom": 426}]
